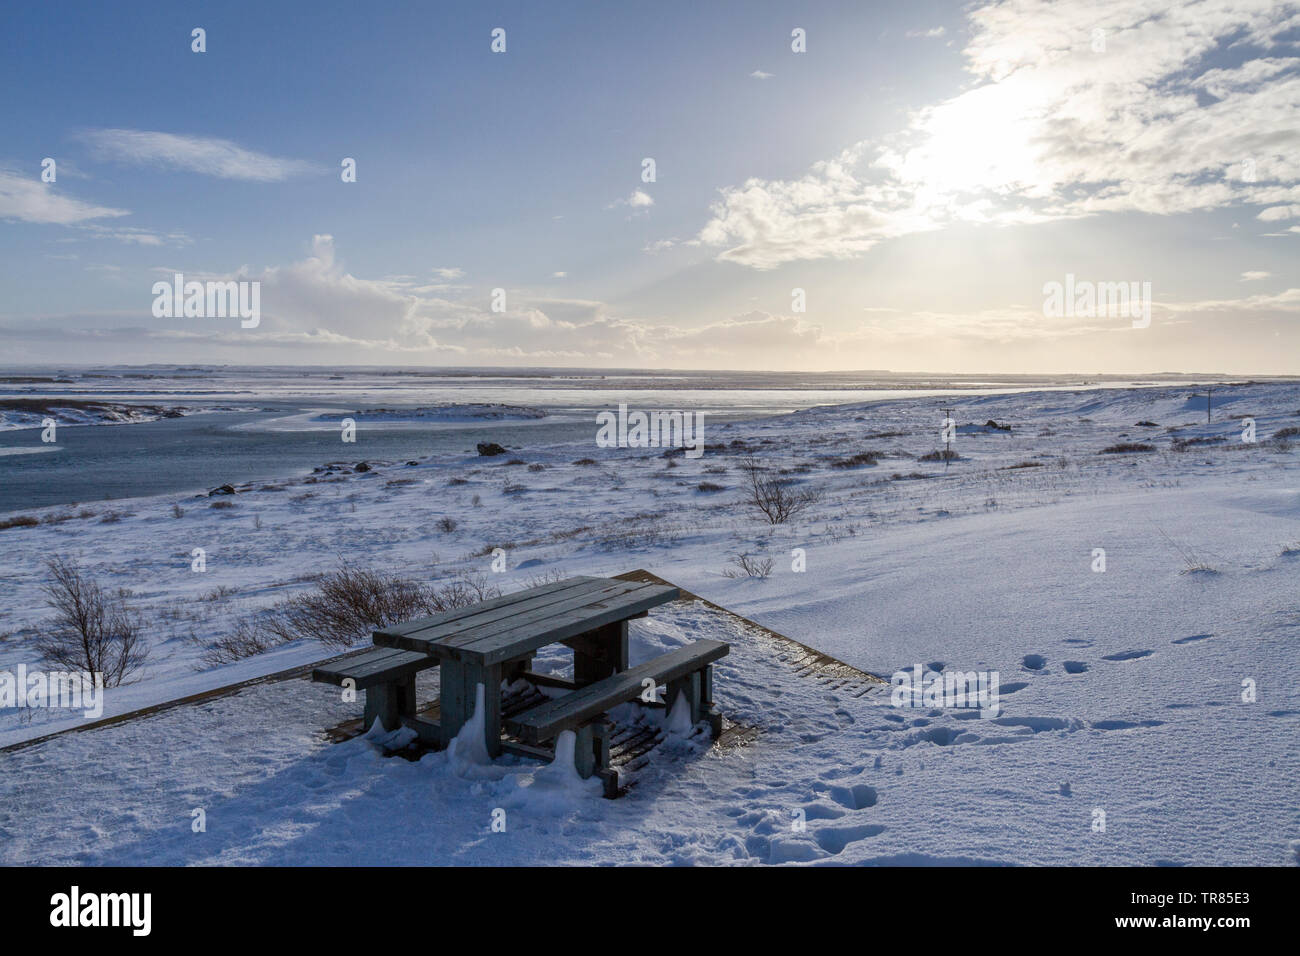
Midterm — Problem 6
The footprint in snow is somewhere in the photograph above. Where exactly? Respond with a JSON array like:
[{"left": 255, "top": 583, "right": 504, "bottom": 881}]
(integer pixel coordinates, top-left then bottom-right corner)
[
  {"left": 1022, "top": 654, "right": 1047, "bottom": 670},
  {"left": 813, "top": 823, "right": 886, "bottom": 855},
  {"left": 1092, "top": 719, "right": 1164, "bottom": 731},
  {"left": 825, "top": 783, "right": 878, "bottom": 810},
  {"left": 1063, "top": 661, "right": 1089, "bottom": 674},
  {"left": 1101, "top": 649, "right": 1154, "bottom": 662},
  {"left": 1171, "top": 634, "right": 1213, "bottom": 645}
]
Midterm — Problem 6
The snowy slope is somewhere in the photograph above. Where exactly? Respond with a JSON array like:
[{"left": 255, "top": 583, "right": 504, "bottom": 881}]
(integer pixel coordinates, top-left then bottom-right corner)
[{"left": 0, "top": 382, "right": 1297, "bottom": 864}]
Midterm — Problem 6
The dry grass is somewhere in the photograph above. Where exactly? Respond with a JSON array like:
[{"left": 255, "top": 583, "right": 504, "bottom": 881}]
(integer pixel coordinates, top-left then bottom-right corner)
[{"left": 1100, "top": 442, "right": 1155, "bottom": 454}]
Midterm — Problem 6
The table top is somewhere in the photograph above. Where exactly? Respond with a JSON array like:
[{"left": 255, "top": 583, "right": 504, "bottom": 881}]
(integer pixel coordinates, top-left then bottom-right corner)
[{"left": 372, "top": 575, "right": 679, "bottom": 666}]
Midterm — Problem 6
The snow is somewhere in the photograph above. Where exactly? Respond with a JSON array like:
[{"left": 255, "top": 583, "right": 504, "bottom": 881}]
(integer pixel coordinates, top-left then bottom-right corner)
[{"left": 0, "top": 381, "right": 1297, "bottom": 864}]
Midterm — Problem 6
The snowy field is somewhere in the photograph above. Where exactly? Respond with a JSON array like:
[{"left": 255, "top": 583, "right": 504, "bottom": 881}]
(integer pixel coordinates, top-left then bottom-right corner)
[{"left": 1, "top": 382, "right": 1297, "bottom": 865}]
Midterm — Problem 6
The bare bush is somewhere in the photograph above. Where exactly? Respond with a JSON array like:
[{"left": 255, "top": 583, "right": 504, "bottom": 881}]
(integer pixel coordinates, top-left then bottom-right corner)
[
  {"left": 262, "top": 565, "right": 501, "bottom": 649},
  {"left": 437, "top": 516, "right": 458, "bottom": 533},
  {"left": 193, "top": 617, "right": 284, "bottom": 667},
  {"left": 739, "top": 456, "right": 820, "bottom": 524},
  {"left": 36, "top": 557, "right": 149, "bottom": 686},
  {"left": 721, "top": 552, "right": 774, "bottom": 579}
]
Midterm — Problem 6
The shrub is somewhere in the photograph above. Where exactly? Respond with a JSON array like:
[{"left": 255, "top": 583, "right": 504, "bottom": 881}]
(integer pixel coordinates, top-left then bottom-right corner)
[
  {"left": 36, "top": 557, "right": 149, "bottom": 686},
  {"left": 573, "top": 458, "right": 598, "bottom": 466},
  {"left": 918, "top": 448, "right": 960, "bottom": 462},
  {"left": 829, "top": 451, "right": 880, "bottom": 469},
  {"left": 721, "top": 552, "right": 775, "bottom": 579},
  {"left": 1100, "top": 443, "right": 1154, "bottom": 454},
  {"left": 527, "top": 463, "right": 546, "bottom": 472},
  {"left": 740, "top": 456, "right": 820, "bottom": 525},
  {"left": 263, "top": 565, "right": 502, "bottom": 649},
  {"left": 0, "top": 515, "right": 40, "bottom": 530},
  {"left": 437, "top": 516, "right": 458, "bottom": 533},
  {"left": 697, "top": 481, "right": 725, "bottom": 492}
]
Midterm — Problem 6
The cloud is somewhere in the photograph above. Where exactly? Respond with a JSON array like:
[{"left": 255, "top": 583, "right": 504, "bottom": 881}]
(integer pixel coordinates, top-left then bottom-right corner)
[
  {"left": 1240, "top": 270, "right": 1271, "bottom": 281},
  {"left": 552, "top": 271, "right": 567, "bottom": 278},
  {"left": 1257, "top": 205, "right": 1300, "bottom": 221},
  {"left": 432, "top": 266, "right": 465, "bottom": 279},
  {"left": 608, "top": 189, "right": 654, "bottom": 212},
  {"left": 905, "top": 27, "right": 946, "bottom": 38},
  {"left": 750, "top": 70, "right": 774, "bottom": 80},
  {"left": 78, "top": 129, "right": 321, "bottom": 182},
  {"left": 0, "top": 168, "right": 128, "bottom": 225},
  {"left": 699, "top": 0, "right": 1300, "bottom": 269}
]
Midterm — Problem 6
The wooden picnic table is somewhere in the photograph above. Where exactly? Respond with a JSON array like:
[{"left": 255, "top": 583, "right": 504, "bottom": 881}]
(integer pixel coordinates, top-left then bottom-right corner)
[{"left": 372, "top": 575, "right": 678, "bottom": 757}]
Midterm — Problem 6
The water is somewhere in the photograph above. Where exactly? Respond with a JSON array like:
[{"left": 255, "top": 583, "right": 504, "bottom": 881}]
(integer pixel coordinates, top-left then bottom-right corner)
[{"left": 0, "top": 366, "right": 1174, "bottom": 513}]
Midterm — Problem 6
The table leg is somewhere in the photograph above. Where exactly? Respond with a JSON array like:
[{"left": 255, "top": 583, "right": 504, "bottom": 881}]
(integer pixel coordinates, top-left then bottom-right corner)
[
  {"left": 439, "top": 658, "right": 503, "bottom": 757},
  {"left": 566, "top": 620, "right": 629, "bottom": 685}
]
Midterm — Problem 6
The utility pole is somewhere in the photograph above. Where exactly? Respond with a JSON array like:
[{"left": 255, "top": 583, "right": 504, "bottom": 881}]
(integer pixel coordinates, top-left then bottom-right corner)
[
  {"left": 1206, "top": 387, "right": 1213, "bottom": 424},
  {"left": 941, "top": 406, "right": 955, "bottom": 470}
]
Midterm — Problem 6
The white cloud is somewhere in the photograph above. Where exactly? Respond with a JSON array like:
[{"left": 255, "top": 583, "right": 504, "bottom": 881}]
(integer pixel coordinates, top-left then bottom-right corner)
[
  {"left": 0, "top": 168, "right": 128, "bottom": 225},
  {"left": 432, "top": 266, "right": 465, "bottom": 279},
  {"left": 552, "top": 271, "right": 567, "bottom": 278},
  {"left": 1257, "top": 205, "right": 1300, "bottom": 221},
  {"left": 609, "top": 189, "right": 654, "bottom": 212},
  {"left": 699, "top": 0, "right": 1300, "bottom": 269},
  {"left": 905, "top": 27, "right": 946, "bottom": 38},
  {"left": 750, "top": 70, "right": 774, "bottom": 80},
  {"left": 1240, "top": 270, "right": 1271, "bottom": 281},
  {"left": 79, "top": 129, "right": 321, "bottom": 182}
]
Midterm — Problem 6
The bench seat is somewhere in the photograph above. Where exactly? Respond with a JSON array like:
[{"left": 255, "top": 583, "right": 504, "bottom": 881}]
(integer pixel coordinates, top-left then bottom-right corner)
[
  {"left": 505, "top": 639, "right": 728, "bottom": 795},
  {"left": 312, "top": 647, "right": 439, "bottom": 733}
]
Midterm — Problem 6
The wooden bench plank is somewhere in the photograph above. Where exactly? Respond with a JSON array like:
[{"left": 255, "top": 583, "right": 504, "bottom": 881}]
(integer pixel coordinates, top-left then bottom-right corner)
[
  {"left": 379, "top": 576, "right": 604, "bottom": 638},
  {"left": 311, "top": 647, "right": 435, "bottom": 690},
  {"left": 455, "top": 584, "right": 679, "bottom": 665},
  {"left": 385, "top": 577, "right": 638, "bottom": 646},
  {"left": 506, "top": 639, "right": 728, "bottom": 743}
]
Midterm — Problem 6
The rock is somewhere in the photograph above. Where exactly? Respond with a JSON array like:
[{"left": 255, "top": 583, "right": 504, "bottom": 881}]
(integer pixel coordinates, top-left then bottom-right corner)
[
  {"left": 208, "top": 484, "right": 237, "bottom": 497},
  {"left": 355, "top": 461, "right": 370, "bottom": 472},
  {"left": 476, "top": 442, "right": 507, "bottom": 456},
  {"left": 406, "top": 460, "right": 419, "bottom": 466}
]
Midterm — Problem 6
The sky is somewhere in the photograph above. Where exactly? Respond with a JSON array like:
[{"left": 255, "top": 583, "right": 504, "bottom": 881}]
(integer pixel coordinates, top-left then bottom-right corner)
[{"left": 1, "top": 0, "right": 1298, "bottom": 374}]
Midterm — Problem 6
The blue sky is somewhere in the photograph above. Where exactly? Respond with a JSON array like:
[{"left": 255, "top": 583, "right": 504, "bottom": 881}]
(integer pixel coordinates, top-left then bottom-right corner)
[{"left": 2, "top": 0, "right": 1298, "bottom": 372}]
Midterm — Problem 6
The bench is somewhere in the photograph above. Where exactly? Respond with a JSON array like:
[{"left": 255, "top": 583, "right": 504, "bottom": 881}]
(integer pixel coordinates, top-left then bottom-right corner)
[
  {"left": 505, "top": 639, "right": 729, "bottom": 796},
  {"left": 312, "top": 647, "right": 438, "bottom": 734}
]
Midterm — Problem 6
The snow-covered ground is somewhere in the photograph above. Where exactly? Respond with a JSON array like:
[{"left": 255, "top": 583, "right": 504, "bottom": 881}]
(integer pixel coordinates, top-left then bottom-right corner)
[
  {"left": 1, "top": 382, "right": 1297, "bottom": 864},
  {"left": 0, "top": 400, "right": 252, "bottom": 431}
]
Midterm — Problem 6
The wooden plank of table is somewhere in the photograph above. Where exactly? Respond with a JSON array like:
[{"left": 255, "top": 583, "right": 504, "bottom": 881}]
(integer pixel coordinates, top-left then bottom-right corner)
[
  {"left": 455, "top": 583, "right": 679, "bottom": 665},
  {"left": 378, "top": 576, "right": 603, "bottom": 638},
  {"left": 387, "top": 579, "right": 646, "bottom": 653},
  {"left": 425, "top": 580, "right": 650, "bottom": 657}
]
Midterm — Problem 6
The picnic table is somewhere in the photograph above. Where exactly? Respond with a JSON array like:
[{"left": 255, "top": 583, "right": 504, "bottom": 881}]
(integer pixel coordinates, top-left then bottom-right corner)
[{"left": 315, "top": 575, "right": 729, "bottom": 794}]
